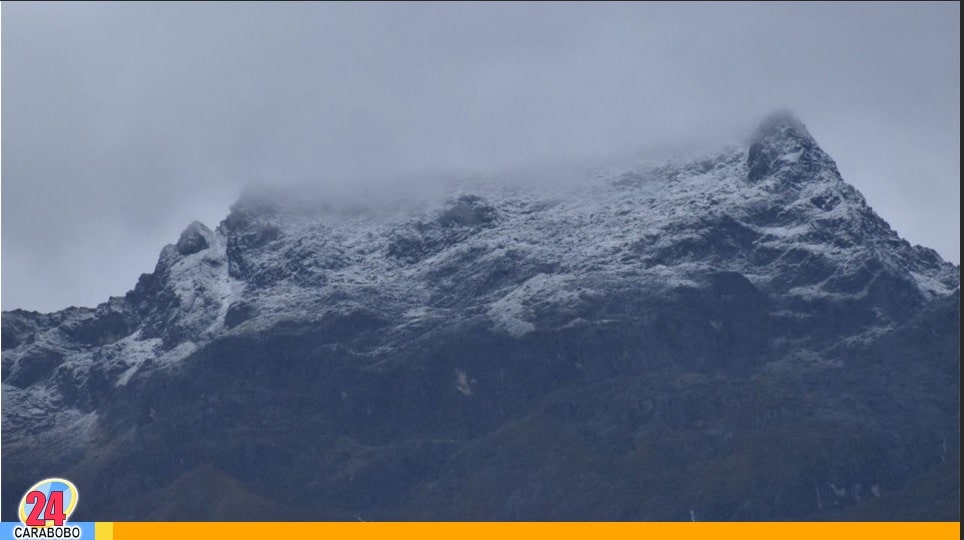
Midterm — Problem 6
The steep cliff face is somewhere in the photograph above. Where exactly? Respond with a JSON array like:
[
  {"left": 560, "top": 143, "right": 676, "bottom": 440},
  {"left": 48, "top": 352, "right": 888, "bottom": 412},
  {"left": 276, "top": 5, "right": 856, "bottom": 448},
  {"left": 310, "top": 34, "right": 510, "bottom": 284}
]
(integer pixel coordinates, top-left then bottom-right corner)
[{"left": 2, "top": 112, "right": 959, "bottom": 520}]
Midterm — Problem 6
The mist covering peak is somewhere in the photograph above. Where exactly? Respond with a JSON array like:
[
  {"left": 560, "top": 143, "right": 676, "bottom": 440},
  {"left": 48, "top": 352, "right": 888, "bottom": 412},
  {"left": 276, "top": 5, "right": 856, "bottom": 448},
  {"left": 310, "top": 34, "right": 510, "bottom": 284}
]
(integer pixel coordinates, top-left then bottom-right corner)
[
  {"left": 753, "top": 109, "right": 813, "bottom": 142},
  {"left": 2, "top": 106, "right": 959, "bottom": 522}
]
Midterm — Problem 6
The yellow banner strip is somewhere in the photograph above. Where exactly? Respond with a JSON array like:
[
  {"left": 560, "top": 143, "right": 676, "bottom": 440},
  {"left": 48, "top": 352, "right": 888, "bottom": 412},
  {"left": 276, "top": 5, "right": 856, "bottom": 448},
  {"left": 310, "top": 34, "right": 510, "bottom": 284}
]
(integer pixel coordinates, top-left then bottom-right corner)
[
  {"left": 112, "top": 521, "right": 960, "bottom": 540},
  {"left": 94, "top": 521, "right": 114, "bottom": 540}
]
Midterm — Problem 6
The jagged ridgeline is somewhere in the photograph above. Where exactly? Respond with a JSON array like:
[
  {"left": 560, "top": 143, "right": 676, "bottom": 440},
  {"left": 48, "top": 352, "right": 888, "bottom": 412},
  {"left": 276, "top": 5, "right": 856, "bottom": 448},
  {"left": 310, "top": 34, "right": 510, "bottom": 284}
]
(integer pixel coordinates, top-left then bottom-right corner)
[{"left": 2, "top": 112, "right": 959, "bottom": 520}]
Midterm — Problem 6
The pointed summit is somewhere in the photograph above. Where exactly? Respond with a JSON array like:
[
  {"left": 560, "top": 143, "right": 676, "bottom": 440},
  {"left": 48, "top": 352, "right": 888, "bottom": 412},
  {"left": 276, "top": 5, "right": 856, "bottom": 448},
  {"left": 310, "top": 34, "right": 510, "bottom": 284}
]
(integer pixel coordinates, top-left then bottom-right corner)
[
  {"left": 752, "top": 108, "right": 813, "bottom": 143},
  {"left": 747, "top": 109, "right": 830, "bottom": 183}
]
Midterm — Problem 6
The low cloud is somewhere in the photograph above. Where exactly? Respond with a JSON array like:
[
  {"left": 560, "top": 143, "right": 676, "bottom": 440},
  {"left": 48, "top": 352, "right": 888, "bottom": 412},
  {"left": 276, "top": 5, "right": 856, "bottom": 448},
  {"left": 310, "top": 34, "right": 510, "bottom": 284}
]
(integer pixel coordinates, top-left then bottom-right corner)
[{"left": 2, "top": 2, "right": 959, "bottom": 311}]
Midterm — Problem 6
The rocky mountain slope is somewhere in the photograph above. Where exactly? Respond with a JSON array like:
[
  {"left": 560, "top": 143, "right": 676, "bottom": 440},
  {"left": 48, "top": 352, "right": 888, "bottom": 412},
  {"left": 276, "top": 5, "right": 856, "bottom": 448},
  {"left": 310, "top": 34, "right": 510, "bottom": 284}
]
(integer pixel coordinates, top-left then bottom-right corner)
[{"left": 2, "top": 111, "right": 959, "bottom": 520}]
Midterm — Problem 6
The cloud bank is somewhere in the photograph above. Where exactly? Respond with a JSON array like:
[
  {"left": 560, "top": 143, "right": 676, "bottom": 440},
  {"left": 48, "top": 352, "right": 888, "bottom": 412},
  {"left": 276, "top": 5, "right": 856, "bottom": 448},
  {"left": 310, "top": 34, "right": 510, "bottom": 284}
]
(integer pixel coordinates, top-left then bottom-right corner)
[{"left": 2, "top": 2, "right": 959, "bottom": 311}]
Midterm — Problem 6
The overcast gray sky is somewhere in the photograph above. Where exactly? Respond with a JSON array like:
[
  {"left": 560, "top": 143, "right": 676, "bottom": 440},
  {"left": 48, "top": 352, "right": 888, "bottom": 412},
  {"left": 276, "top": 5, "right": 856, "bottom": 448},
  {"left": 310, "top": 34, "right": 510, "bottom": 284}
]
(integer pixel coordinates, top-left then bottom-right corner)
[{"left": 1, "top": 2, "right": 960, "bottom": 312}]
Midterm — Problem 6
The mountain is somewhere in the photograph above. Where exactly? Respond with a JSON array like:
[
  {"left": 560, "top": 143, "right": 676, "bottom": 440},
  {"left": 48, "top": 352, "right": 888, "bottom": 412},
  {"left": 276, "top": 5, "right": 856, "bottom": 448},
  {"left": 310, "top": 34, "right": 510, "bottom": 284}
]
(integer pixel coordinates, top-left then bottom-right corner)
[{"left": 2, "top": 111, "right": 959, "bottom": 521}]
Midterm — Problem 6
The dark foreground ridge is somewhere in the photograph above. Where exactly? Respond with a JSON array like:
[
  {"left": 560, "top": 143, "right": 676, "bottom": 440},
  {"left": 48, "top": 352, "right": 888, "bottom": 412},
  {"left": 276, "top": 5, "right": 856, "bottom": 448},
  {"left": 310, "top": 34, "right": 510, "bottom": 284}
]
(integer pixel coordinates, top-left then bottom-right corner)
[{"left": 2, "top": 111, "right": 960, "bottom": 520}]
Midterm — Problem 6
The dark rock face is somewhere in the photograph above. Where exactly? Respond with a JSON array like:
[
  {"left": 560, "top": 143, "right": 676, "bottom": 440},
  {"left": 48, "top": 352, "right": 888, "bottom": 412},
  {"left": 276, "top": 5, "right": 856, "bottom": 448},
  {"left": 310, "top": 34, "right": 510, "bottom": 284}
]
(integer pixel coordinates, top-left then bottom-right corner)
[
  {"left": 2, "top": 111, "right": 959, "bottom": 521},
  {"left": 224, "top": 302, "right": 257, "bottom": 329},
  {"left": 176, "top": 222, "right": 212, "bottom": 256},
  {"left": 747, "top": 109, "right": 828, "bottom": 184},
  {"left": 5, "top": 347, "right": 65, "bottom": 388},
  {"left": 438, "top": 195, "right": 499, "bottom": 228}
]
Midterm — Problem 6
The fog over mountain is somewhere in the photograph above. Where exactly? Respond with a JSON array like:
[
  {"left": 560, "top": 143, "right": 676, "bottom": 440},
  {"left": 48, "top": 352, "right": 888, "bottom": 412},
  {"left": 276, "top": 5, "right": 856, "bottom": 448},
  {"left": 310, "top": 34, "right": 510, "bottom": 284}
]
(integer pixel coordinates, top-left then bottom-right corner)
[
  {"left": 1, "top": 3, "right": 960, "bottom": 312},
  {"left": 2, "top": 110, "right": 960, "bottom": 520}
]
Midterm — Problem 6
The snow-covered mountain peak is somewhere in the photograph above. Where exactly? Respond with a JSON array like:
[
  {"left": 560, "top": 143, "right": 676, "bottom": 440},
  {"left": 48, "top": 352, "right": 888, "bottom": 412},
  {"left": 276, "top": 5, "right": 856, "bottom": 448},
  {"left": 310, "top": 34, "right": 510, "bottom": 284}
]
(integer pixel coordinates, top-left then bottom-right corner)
[
  {"left": 746, "top": 109, "right": 837, "bottom": 185},
  {"left": 2, "top": 110, "right": 960, "bottom": 522}
]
